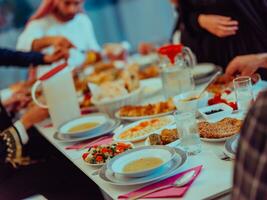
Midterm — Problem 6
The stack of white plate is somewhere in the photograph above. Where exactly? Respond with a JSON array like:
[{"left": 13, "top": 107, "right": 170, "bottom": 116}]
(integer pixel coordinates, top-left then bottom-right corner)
[
  {"left": 98, "top": 146, "right": 187, "bottom": 186},
  {"left": 192, "top": 63, "right": 222, "bottom": 85},
  {"left": 224, "top": 134, "right": 239, "bottom": 159},
  {"left": 53, "top": 113, "right": 120, "bottom": 142}
]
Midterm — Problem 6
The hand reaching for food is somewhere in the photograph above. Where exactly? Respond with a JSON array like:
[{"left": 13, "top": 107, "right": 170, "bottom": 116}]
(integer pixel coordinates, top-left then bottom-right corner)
[
  {"left": 198, "top": 14, "right": 239, "bottom": 38},
  {"left": 226, "top": 54, "right": 267, "bottom": 77}
]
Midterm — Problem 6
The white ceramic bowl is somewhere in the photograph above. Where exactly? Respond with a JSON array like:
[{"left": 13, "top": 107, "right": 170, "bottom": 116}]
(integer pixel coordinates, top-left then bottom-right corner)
[
  {"left": 59, "top": 114, "right": 108, "bottom": 137},
  {"left": 198, "top": 103, "right": 233, "bottom": 121},
  {"left": 173, "top": 90, "right": 209, "bottom": 113},
  {"left": 91, "top": 87, "right": 143, "bottom": 117},
  {"left": 107, "top": 146, "right": 176, "bottom": 178}
]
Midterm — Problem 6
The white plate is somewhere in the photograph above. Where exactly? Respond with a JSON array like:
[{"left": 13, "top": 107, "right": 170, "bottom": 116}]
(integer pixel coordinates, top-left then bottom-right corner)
[
  {"left": 192, "top": 63, "right": 216, "bottom": 78},
  {"left": 115, "top": 110, "right": 174, "bottom": 122},
  {"left": 200, "top": 136, "right": 235, "bottom": 142},
  {"left": 107, "top": 146, "right": 176, "bottom": 178},
  {"left": 59, "top": 114, "right": 108, "bottom": 137},
  {"left": 113, "top": 116, "right": 175, "bottom": 143},
  {"left": 144, "top": 124, "right": 181, "bottom": 147},
  {"left": 54, "top": 119, "right": 120, "bottom": 142},
  {"left": 129, "top": 53, "right": 159, "bottom": 67},
  {"left": 98, "top": 148, "right": 187, "bottom": 186},
  {"left": 224, "top": 135, "right": 239, "bottom": 159}
]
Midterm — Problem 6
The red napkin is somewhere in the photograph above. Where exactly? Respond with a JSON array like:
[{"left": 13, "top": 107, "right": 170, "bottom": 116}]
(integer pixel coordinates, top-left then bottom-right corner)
[
  {"left": 65, "top": 135, "right": 113, "bottom": 150},
  {"left": 118, "top": 165, "right": 202, "bottom": 199}
]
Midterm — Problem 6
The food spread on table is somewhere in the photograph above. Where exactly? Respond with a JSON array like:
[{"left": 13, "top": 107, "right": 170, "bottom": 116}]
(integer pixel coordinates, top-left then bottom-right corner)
[
  {"left": 82, "top": 143, "right": 133, "bottom": 165},
  {"left": 117, "top": 117, "right": 173, "bottom": 141},
  {"left": 148, "top": 129, "right": 180, "bottom": 145},
  {"left": 198, "top": 118, "right": 242, "bottom": 139},
  {"left": 118, "top": 99, "right": 175, "bottom": 117}
]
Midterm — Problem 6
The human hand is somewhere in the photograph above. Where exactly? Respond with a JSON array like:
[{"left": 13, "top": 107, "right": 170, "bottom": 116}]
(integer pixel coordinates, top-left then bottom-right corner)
[
  {"left": 46, "top": 36, "right": 75, "bottom": 49},
  {"left": 198, "top": 14, "right": 238, "bottom": 38},
  {"left": 226, "top": 54, "right": 267, "bottom": 77},
  {"left": 43, "top": 48, "right": 69, "bottom": 64},
  {"left": 20, "top": 105, "right": 49, "bottom": 130},
  {"left": 138, "top": 43, "right": 156, "bottom": 55},
  {"left": 32, "top": 36, "right": 75, "bottom": 52}
]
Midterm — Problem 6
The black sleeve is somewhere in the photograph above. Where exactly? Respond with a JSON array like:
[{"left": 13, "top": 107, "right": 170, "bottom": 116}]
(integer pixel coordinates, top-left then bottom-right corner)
[
  {"left": 179, "top": 1, "right": 205, "bottom": 35},
  {"left": 0, "top": 48, "right": 45, "bottom": 67}
]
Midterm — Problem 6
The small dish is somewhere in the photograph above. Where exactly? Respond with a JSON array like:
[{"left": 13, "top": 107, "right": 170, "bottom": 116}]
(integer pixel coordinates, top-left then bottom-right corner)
[
  {"left": 82, "top": 142, "right": 134, "bottom": 167},
  {"left": 107, "top": 146, "right": 176, "bottom": 178},
  {"left": 199, "top": 103, "right": 233, "bottom": 121}
]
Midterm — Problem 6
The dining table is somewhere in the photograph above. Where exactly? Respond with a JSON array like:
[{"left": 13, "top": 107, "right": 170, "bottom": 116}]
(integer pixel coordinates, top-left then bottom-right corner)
[
  {"left": 0, "top": 74, "right": 260, "bottom": 200},
  {"left": 31, "top": 78, "right": 267, "bottom": 200}
]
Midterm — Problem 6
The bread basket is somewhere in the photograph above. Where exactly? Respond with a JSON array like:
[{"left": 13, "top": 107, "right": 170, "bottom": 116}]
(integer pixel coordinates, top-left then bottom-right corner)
[{"left": 91, "top": 87, "right": 143, "bottom": 117}]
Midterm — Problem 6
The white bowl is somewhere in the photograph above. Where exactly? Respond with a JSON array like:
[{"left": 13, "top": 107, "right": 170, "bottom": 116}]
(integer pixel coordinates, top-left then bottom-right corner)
[
  {"left": 199, "top": 103, "right": 233, "bottom": 121},
  {"left": 173, "top": 90, "right": 208, "bottom": 113},
  {"left": 107, "top": 146, "right": 176, "bottom": 178},
  {"left": 59, "top": 114, "right": 108, "bottom": 137},
  {"left": 91, "top": 87, "right": 143, "bottom": 117}
]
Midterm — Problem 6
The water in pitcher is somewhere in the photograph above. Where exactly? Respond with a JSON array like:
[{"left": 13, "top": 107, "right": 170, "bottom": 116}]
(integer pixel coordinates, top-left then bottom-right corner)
[
  {"left": 43, "top": 70, "right": 80, "bottom": 128},
  {"left": 161, "top": 67, "right": 194, "bottom": 99}
]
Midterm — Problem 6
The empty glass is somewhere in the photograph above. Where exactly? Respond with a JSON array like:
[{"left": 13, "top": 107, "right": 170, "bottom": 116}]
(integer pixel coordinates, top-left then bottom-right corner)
[
  {"left": 174, "top": 111, "right": 201, "bottom": 155},
  {"left": 233, "top": 76, "right": 254, "bottom": 113}
]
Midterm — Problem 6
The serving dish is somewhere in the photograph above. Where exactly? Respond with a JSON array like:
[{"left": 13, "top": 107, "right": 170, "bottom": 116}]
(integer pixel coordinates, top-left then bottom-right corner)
[{"left": 113, "top": 116, "right": 175, "bottom": 143}]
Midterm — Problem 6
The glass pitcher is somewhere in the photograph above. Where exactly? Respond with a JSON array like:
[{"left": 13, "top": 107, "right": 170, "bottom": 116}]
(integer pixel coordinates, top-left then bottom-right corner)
[{"left": 158, "top": 44, "right": 196, "bottom": 99}]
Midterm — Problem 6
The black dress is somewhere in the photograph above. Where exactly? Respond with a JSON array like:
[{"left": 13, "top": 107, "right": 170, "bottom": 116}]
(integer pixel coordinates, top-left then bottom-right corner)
[{"left": 178, "top": 0, "right": 267, "bottom": 77}]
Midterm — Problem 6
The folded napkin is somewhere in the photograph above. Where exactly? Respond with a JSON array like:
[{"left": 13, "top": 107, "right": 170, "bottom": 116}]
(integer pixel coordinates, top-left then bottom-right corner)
[
  {"left": 65, "top": 135, "right": 113, "bottom": 150},
  {"left": 118, "top": 165, "right": 202, "bottom": 199}
]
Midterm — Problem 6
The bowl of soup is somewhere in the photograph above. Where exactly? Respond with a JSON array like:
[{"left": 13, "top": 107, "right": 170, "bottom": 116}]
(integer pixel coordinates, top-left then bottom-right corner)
[
  {"left": 59, "top": 114, "right": 108, "bottom": 137},
  {"left": 107, "top": 146, "right": 176, "bottom": 178},
  {"left": 173, "top": 90, "right": 209, "bottom": 113}
]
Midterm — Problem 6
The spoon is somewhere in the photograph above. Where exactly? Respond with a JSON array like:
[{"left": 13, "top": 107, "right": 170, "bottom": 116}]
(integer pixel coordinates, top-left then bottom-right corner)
[
  {"left": 196, "top": 71, "right": 221, "bottom": 98},
  {"left": 127, "top": 170, "right": 197, "bottom": 200}
]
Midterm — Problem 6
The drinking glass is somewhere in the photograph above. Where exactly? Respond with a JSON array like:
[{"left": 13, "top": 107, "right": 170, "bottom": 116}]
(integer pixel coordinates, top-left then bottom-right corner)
[
  {"left": 174, "top": 111, "right": 201, "bottom": 155},
  {"left": 233, "top": 76, "right": 254, "bottom": 113},
  {"left": 161, "top": 66, "right": 194, "bottom": 99}
]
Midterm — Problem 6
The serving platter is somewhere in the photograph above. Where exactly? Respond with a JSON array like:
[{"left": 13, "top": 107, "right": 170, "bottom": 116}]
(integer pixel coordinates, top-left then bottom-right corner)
[
  {"left": 113, "top": 116, "right": 175, "bottom": 143},
  {"left": 115, "top": 110, "right": 174, "bottom": 122},
  {"left": 98, "top": 148, "right": 187, "bottom": 186},
  {"left": 54, "top": 119, "right": 120, "bottom": 142}
]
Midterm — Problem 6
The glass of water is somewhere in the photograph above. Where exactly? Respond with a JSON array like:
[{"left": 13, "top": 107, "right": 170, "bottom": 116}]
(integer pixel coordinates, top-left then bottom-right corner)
[
  {"left": 233, "top": 76, "right": 254, "bottom": 113},
  {"left": 161, "top": 66, "right": 194, "bottom": 99},
  {"left": 174, "top": 111, "right": 201, "bottom": 155}
]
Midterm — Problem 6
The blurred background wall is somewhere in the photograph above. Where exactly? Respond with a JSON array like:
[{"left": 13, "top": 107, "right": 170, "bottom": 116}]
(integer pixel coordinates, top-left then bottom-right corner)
[{"left": 0, "top": 0, "right": 176, "bottom": 88}]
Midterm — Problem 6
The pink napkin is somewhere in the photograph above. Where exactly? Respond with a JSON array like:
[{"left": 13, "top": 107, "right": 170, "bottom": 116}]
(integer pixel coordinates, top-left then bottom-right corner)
[
  {"left": 65, "top": 135, "right": 113, "bottom": 150},
  {"left": 118, "top": 165, "right": 202, "bottom": 199}
]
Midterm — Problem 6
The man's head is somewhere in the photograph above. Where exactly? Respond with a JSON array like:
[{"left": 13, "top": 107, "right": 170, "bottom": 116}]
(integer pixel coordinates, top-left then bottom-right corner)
[{"left": 54, "top": 0, "right": 84, "bottom": 22}]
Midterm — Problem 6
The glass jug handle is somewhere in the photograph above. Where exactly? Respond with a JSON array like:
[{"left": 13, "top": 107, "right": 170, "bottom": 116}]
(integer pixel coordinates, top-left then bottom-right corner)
[
  {"left": 31, "top": 80, "right": 48, "bottom": 109},
  {"left": 182, "top": 47, "right": 197, "bottom": 68}
]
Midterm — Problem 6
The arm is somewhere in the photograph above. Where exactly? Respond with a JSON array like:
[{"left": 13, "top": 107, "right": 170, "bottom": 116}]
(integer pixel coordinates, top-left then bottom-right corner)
[
  {"left": 0, "top": 48, "right": 44, "bottom": 67},
  {"left": 0, "top": 48, "right": 70, "bottom": 67},
  {"left": 233, "top": 91, "right": 267, "bottom": 199}
]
